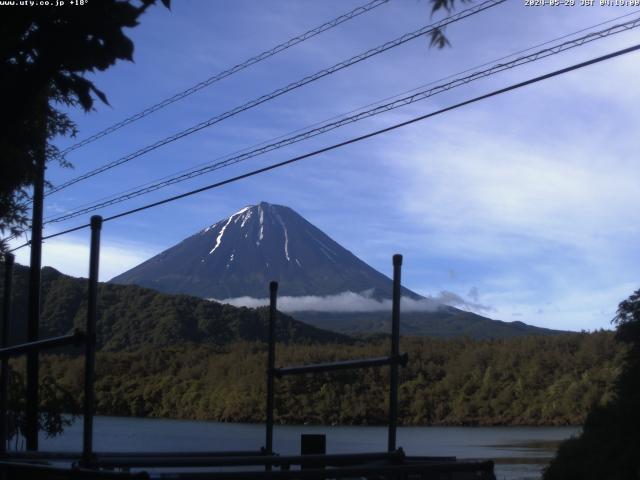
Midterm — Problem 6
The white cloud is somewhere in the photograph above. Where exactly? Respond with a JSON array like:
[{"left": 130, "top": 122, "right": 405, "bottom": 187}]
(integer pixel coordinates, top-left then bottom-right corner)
[
  {"left": 482, "top": 280, "right": 637, "bottom": 331},
  {"left": 394, "top": 125, "right": 638, "bottom": 252},
  {"left": 212, "top": 290, "right": 491, "bottom": 313},
  {"left": 10, "top": 236, "right": 158, "bottom": 282},
  {"left": 356, "top": 53, "right": 640, "bottom": 331}
]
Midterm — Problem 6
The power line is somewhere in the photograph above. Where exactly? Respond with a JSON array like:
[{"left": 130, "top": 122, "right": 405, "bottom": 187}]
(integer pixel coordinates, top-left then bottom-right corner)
[
  {"left": 9, "top": 42, "right": 640, "bottom": 253},
  {"left": 45, "top": 0, "right": 505, "bottom": 197},
  {"left": 55, "top": 0, "right": 391, "bottom": 159},
  {"left": 32, "top": 2, "right": 637, "bottom": 241},
  {"left": 44, "top": 9, "right": 638, "bottom": 223},
  {"left": 43, "top": 15, "right": 640, "bottom": 225},
  {"left": 39, "top": 8, "right": 640, "bottom": 222}
]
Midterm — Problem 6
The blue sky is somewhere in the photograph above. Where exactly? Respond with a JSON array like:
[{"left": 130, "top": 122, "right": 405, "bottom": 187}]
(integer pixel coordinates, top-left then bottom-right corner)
[{"left": 10, "top": 0, "right": 640, "bottom": 331}]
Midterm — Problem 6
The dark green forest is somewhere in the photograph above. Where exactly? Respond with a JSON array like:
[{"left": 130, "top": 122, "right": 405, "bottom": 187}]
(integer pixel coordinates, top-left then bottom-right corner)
[
  {"left": 0, "top": 263, "right": 627, "bottom": 428},
  {"left": 1, "top": 265, "right": 351, "bottom": 349},
  {"left": 23, "top": 332, "right": 621, "bottom": 427}
]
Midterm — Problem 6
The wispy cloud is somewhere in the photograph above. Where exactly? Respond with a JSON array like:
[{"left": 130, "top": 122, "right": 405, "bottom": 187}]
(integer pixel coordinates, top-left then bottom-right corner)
[
  {"left": 366, "top": 61, "right": 640, "bottom": 330},
  {"left": 10, "top": 236, "right": 160, "bottom": 282},
  {"left": 212, "top": 290, "right": 491, "bottom": 313}
]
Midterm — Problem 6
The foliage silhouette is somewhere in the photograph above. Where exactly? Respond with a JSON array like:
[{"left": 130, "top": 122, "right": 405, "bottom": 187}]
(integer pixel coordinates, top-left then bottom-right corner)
[
  {"left": 4, "top": 361, "right": 80, "bottom": 450},
  {"left": 0, "top": 0, "right": 466, "bottom": 249},
  {"left": 544, "top": 289, "right": 640, "bottom": 480},
  {"left": 0, "top": 0, "right": 170, "bottom": 249}
]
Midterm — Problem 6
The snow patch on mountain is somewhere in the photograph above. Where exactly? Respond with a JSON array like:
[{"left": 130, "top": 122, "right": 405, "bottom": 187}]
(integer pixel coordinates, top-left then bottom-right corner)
[
  {"left": 234, "top": 206, "right": 252, "bottom": 218},
  {"left": 210, "top": 207, "right": 252, "bottom": 254},
  {"left": 256, "top": 205, "right": 265, "bottom": 246},
  {"left": 209, "top": 215, "right": 234, "bottom": 254},
  {"left": 240, "top": 209, "right": 253, "bottom": 227},
  {"left": 274, "top": 211, "right": 290, "bottom": 262},
  {"left": 111, "top": 201, "right": 425, "bottom": 301}
]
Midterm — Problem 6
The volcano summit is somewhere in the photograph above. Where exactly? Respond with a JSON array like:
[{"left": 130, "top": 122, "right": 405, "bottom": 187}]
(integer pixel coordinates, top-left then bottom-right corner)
[{"left": 110, "top": 202, "right": 419, "bottom": 300}]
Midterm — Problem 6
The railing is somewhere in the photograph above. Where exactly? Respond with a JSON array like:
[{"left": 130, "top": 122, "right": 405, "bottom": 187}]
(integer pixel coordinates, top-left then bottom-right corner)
[
  {"left": 264, "top": 254, "right": 407, "bottom": 456},
  {"left": 0, "top": 215, "right": 102, "bottom": 465},
  {"left": 0, "top": 219, "right": 496, "bottom": 479},
  {"left": 1, "top": 217, "right": 410, "bottom": 462}
]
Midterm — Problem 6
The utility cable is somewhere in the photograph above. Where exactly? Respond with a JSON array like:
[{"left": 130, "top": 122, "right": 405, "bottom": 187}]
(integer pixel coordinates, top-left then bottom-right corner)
[
  {"left": 29, "top": 2, "right": 637, "bottom": 243},
  {"left": 9, "top": 41, "right": 640, "bottom": 253},
  {"left": 43, "top": 15, "right": 640, "bottom": 225},
  {"left": 38, "top": 8, "right": 640, "bottom": 222},
  {"left": 42, "top": 9, "right": 639, "bottom": 222},
  {"left": 55, "top": 0, "right": 391, "bottom": 159},
  {"left": 45, "top": 0, "right": 505, "bottom": 197}
]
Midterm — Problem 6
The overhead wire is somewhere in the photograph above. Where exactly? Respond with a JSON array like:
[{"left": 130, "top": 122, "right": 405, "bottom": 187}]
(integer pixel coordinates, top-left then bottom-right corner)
[
  {"left": 55, "top": 0, "right": 391, "bottom": 159},
  {"left": 44, "top": 0, "right": 506, "bottom": 197},
  {"left": 42, "top": 14, "right": 640, "bottom": 225},
  {"left": 9, "top": 42, "right": 640, "bottom": 253},
  {"left": 8, "top": 9, "right": 639, "bottom": 242},
  {"left": 40, "top": 9, "right": 640, "bottom": 223}
]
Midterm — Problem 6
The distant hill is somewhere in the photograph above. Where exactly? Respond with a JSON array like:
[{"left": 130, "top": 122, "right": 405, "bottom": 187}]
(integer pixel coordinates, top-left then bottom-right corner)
[
  {"left": 110, "top": 202, "right": 421, "bottom": 300},
  {"left": 293, "top": 307, "right": 565, "bottom": 339},
  {"left": 0, "top": 264, "right": 352, "bottom": 351}
]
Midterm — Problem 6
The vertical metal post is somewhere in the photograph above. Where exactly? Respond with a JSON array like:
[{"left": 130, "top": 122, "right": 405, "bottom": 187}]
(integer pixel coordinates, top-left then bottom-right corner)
[
  {"left": 82, "top": 215, "right": 102, "bottom": 466},
  {"left": 1, "top": 253, "right": 15, "bottom": 455},
  {"left": 388, "top": 254, "right": 402, "bottom": 452},
  {"left": 26, "top": 152, "right": 45, "bottom": 451},
  {"left": 265, "top": 281, "right": 277, "bottom": 458}
]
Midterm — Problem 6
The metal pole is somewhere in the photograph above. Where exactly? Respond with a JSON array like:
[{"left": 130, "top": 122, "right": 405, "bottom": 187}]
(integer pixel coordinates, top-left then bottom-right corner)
[
  {"left": 265, "top": 281, "right": 277, "bottom": 457},
  {"left": 83, "top": 215, "right": 102, "bottom": 466},
  {"left": 26, "top": 151, "right": 45, "bottom": 451},
  {"left": 1, "top": 253, "right": 14, "bottom": 455},
  {"left": 388, "top": 254, "right": 402, "bottom": 452}
]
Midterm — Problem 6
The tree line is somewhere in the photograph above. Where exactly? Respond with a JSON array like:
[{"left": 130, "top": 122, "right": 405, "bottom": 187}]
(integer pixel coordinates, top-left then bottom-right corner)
[{"left": 16, "top": 331, "right": 621, "bottom": 427}]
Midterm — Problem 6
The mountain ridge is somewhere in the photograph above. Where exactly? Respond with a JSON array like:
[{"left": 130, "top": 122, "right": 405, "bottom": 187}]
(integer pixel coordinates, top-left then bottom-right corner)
[
  {"left": 0, "top": 263, "right": 568, "bottom": 343},
  {"left": 108, "top": 201, "right": 567, "bottom": 338},
  {"left": 0, "top": 263, "right": 353, "bottom": 350},
  {"left": 292, "top": 308, "right": 566, "bottom": 339},
  {"left": 111, "top": 201, "right": 421, "bottom": 300}
]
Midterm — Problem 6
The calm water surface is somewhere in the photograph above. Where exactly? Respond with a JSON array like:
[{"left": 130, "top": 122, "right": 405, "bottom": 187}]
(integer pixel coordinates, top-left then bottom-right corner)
[{"left": 39, "top": 416, "right": 580, "bottom": 480}]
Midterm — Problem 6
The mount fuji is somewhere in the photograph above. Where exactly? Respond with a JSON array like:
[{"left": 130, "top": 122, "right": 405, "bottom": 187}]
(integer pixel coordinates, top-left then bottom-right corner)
[
  {"left": 110, "top": 202, "right": 563, "bottom": 338},
  {"left": 110, "top": 202, "right": 420, "bottom": 300}
]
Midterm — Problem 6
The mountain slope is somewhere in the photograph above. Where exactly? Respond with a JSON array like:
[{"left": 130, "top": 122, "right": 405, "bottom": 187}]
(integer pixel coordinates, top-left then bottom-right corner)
[
  {"left": 110, "top": 202, "right": 420, "bottom": 300},
  {"left": 107, "top": 201, "right": 566, "bottom": 339},
  {"left": 1, "top": 264, "right": 352, "bottom": 351},
  {"left": 293, "top": 308, "right": 565, "bottom": 339}
]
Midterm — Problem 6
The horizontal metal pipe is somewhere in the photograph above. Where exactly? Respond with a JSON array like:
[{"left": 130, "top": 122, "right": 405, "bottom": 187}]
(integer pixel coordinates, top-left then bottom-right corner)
[
  {"left": 101, "top": 449, "right": 267, "bottom": 459},
  {"left": 153, "top": 459, "right": 495, "bottom": 480},
  {"left": 275, "top": 353, "right": 408, "bottom": 377},
  {"left": 0, "top": 330, "right": 85, "bottom": 358},
  {"left": 5, "top": 449, "right": 265, "bottom": 461},
  {"left": 96, "top": 451, "right": 403, "bottom": 469},
  {"left": 0, "top": 460, "right": 149, "bottom": 479}
]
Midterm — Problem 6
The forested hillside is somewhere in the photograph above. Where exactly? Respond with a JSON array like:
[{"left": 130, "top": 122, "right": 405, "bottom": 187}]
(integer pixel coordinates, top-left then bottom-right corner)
[
  {"left": 1, "top": 264, "right": 351, "bottom": 349},
  {"left": 1, "top": 263, "right": 625, "bottom": 427},
  {"left": 1, "top": 263, "right": 565, "bottom": 347},
  {"left": 34, "top": 332, "right": 621, "bottom": 426}
]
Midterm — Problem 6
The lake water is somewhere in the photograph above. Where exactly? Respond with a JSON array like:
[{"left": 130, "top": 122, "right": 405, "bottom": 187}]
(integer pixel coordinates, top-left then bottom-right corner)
[{"left": 38, "top": 416, "right": 580, "bottom": 480}]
